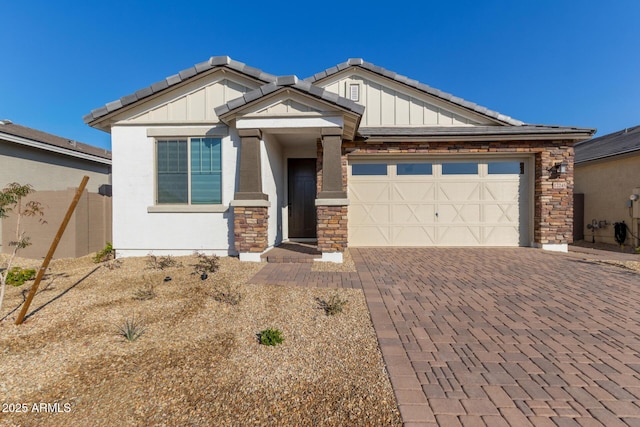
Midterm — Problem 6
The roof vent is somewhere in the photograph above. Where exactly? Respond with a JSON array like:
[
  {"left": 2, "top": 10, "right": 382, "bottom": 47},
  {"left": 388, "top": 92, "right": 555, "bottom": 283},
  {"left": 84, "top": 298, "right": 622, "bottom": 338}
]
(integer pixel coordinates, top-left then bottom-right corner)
[
  {"left": 349, "top": 83, "right": 360, "bottom": 102},
  {"left": 0, "top": 119, "right": 12, "bottom": 125},
  {"left": 68, "top": 140, "right": 77, "bottom": 147}
]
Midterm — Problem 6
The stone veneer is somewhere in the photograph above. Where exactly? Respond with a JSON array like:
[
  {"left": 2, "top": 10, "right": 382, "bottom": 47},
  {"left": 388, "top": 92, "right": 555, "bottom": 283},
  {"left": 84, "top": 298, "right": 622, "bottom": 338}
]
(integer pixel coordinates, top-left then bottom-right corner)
[
  {"left": 316, "top": 139, "right": 575, "bottom": 248},
  {"left": 316, "top": 205, "right": 348, "bottom": 253},
  {"left": 233, "top": 206, "right": 269, "bottom": 253}
]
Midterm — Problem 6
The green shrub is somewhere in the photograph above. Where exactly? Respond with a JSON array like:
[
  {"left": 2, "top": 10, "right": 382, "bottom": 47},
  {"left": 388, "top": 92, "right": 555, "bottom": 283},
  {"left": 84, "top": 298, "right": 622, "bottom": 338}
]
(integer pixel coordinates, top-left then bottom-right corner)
[
  {"left": 6, "top": 267, "right": 36, "bottom": 286},
  {"left": 317, "top": 293, "right": 349, "bottom": 316},
  {"left": 258, "top": 328, "right": 284, "bottom": 346},
  {"left": 93, "top": 242, "right": 114, "bottom": 263},
  {"left": 116, "top": 316, "right": 146, "bottom": 342}
]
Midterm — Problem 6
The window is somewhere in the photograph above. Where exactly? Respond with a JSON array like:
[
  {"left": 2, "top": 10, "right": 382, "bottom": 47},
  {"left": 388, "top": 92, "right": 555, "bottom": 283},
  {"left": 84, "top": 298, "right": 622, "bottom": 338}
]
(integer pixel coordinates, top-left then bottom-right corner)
[
  {"left": 442, "top": 162, "right": 478, "bottom": 175},
  {"left": 157, "top": 137, "right": 222, "bottom": 204},
  {"left": 397, "top": 163, "right": 432, "bottom": 175},
  {"left": 351, "top": 163, "right": 387, "bottom": 176},
  {"left": 488, "top": 161, "right": 524, "bottom": 175}
]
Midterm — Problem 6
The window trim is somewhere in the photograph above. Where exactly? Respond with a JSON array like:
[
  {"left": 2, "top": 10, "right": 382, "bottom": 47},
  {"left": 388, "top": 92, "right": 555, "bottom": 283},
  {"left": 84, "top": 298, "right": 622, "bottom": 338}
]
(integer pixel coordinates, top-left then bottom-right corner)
[{"left": 151, "top": 136, "right": 224, "bottom": 210}]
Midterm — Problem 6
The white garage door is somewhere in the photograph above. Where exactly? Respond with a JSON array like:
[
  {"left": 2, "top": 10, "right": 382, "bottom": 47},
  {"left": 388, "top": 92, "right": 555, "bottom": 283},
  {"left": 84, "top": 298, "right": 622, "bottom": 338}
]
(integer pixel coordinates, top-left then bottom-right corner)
[{"left": 348, "top": 159, "right": 530, "bottom": 246}]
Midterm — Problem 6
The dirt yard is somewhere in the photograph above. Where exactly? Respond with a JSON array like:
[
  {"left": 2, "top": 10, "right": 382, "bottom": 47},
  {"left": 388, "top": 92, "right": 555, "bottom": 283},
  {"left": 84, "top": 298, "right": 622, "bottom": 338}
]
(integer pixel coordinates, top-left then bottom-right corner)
[{"left": 0, "top": 254, "right": 401, "bottom": 426}]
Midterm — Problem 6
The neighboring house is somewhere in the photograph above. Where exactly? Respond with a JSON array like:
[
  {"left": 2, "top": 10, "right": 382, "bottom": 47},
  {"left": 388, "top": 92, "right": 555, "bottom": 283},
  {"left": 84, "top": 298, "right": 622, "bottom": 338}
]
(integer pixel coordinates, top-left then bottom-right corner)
[
  {"left": 84, "top": 56, "right": 594, "bottom": 262},
  {"left": 574, "top": 126, "right": 640, "bottom": 248},
  {"left": 0, "top": 120, "right": 112, "bottom": 258}
]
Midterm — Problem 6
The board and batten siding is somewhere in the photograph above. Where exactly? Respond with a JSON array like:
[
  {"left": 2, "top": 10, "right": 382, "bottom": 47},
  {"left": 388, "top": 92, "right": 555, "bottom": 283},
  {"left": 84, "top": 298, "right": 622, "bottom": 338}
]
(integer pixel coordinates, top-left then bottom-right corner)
[
  {"left": 120, "top": 73, "right": 258, "bottom": 125},
  {"left": 320, "top": 72, "right": 495, "bottom": 128}
]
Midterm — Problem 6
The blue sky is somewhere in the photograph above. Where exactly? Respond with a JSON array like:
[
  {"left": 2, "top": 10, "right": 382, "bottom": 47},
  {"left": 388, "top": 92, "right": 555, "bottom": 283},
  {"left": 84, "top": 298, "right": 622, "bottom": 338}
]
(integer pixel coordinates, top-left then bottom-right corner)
[{"left": 1, "top": 1, "right": 638, "bottom": 151}]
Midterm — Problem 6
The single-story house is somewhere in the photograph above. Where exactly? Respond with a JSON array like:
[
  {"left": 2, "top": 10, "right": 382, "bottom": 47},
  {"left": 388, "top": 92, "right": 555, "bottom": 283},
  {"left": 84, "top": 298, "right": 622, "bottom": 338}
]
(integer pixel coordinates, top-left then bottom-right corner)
[
  {"left": 84, "top": 56, "right": 594, "bottom": 262},
  {"left": 0, "top": 120, "right": 112, "bottom": 258},
  {"left": 574, "top": 125, "right": 640, "bottom": 248}
]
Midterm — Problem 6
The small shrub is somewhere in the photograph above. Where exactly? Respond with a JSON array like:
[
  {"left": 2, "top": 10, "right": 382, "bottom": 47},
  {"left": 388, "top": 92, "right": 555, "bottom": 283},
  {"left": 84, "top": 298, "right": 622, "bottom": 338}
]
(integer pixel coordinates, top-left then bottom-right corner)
[
  {"left": 192, "top": 252, "right": 220, "bottom": 278},
  {"left": 116, "top": 316, "right": 146, "bottom": 342},
  {"left": 317, "top": 293, "right": 349, "bottom": 316},
  {"left": 258, "top": 328, "right": 284, "bottom": 346},
  {"left": 132, "top": 284, "right": 156, "bottom": 301},
  {"left": 635, "top": 246, "right": 640, "bottom": 254},
  {"left": 104, "top": 259, "right": 123, "bottom": 270},
  {"left": 6, "top": 267, "right": 36, "bottom": 287},
  {"left": 93, "top": 242, "right": 114, "bottom": 263},
  {"left": 146, "top": 254, "right": 182, "bottom": 270},
  {"left": 210, "top": 281, "right": 242, "bottom": 305}
]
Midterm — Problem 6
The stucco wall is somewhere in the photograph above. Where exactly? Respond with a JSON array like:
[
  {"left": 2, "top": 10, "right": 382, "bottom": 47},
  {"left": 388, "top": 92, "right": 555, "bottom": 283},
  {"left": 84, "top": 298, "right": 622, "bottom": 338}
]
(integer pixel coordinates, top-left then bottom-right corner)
[
  {"left": 111, "top": 126, "right": 238, "bottom": 257},
  {"left": 262, "top": 134, "right": 284, "bottom": 248},
  {"left": 0, "top": 142, "right": 111, "bottom": 192},
  {"left": 574, "top": 154, "right": 640, "bottom": 246}
]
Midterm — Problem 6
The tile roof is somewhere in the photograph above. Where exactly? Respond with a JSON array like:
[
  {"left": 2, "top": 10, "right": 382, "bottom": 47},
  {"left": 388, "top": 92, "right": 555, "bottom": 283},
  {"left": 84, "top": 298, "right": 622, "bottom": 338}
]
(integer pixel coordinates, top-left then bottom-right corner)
[
  {"left": 305, "top": 58, "right": 525, "bottom": 126},
  {"left": 575, "top": 125, "right": 640, "bottom": 163},
  {"left": 83, "top": 56, "right": 277, "bottom": 124},
  {"left": 214, "top": 75, "right": 365, "bottom": 118},
  {"left": 0, "top": 120, "right": 111, "bottom": 161},
  {"left": 359, "top": 125, "right": 595, "bottom": 138}
]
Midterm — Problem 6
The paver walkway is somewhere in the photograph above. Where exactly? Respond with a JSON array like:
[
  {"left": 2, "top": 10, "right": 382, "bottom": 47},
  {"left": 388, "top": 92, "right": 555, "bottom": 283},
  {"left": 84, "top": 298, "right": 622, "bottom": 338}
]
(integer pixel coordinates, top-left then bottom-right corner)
[{"left": 250, "top": 248, "right": 640, "bottom": 426}]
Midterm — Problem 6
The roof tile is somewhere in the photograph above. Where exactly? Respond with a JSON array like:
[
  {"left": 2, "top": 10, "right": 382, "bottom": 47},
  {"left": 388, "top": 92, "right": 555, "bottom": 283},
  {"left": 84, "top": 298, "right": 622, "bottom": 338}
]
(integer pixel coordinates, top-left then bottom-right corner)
[
  {"left": 85, "top": 56, "right": 275, "bottom": 124},
  {"left": 209, "top": 56, "right": 230, "bottom": 66},
  {"left": 306, "top": 58, "right": 526, "bottom": 126},
  {"left": 178, "top": 67, "right": 197, "bottom": 80},
  {"left": 0, "top": 122, "right": 111, "bottom": 160},
  {"left": 575, "top": 125, "right": 640, "bottom": 163}
]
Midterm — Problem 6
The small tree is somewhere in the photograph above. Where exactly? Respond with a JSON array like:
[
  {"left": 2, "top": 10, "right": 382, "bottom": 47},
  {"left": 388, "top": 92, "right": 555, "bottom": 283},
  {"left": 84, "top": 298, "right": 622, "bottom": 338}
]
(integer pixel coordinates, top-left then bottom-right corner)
[{"left": 0, "top": 183, "right": 45, "bottom": 319}]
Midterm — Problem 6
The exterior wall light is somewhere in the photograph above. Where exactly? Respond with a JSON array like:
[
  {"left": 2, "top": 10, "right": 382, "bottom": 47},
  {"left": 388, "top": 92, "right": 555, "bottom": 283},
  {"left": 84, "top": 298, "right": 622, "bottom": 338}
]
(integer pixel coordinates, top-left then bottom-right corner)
[
  {"left": 548, "top": 162, "right": 567, "bottom": 178},
  {"left": 558, "top": 162, "right": 567, "bottom": 174}
]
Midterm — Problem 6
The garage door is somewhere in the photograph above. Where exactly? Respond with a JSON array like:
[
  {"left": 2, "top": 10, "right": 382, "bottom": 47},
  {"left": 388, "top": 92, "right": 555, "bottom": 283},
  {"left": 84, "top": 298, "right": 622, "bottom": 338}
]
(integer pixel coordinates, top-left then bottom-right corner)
[{"left": 348, "top": 159, "right": 530, "bottom": 246}]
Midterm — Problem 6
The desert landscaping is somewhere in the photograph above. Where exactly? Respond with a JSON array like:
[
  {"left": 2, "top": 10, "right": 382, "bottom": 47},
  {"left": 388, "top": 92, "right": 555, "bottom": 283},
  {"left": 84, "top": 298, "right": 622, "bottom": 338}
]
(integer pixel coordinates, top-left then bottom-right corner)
[{"left": 0, "top": 253, "right": 401, "bottom": 426}]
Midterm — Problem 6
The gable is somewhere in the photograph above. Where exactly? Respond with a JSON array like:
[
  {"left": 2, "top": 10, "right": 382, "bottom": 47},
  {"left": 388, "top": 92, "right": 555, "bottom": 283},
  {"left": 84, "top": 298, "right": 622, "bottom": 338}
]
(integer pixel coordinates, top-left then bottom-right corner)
[
  {"left": 109, "top": 70, "right": 261, "bottom": 126},
  {"left": 253, "top": 98, "right": 323, "bottom": 115},
  {"left": 316, "top": 69, "right": 499, "bottom": 127}
]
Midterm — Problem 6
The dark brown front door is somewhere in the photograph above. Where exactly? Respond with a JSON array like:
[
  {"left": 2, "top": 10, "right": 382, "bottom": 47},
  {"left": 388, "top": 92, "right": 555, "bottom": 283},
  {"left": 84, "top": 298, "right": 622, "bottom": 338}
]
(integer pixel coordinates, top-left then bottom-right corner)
[{"left": 288, "top": 158, "right": 317, "bottom": 238}]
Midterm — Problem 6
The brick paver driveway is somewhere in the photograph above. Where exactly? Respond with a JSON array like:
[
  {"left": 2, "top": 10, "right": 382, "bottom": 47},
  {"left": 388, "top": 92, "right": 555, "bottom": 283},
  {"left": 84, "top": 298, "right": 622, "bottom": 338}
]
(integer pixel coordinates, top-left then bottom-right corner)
[
  {"left": 353, "top": 248, "right": 640, "bottom": 426},
  {"left": 251, "top": 247, "right": 640, "bottom": 426}
]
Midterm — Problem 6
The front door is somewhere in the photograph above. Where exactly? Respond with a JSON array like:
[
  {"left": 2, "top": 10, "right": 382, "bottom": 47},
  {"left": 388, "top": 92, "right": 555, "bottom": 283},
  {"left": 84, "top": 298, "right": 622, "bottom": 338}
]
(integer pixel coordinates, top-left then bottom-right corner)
[{"left": 288, "top": 158, "right": 317, "bottom": 238}]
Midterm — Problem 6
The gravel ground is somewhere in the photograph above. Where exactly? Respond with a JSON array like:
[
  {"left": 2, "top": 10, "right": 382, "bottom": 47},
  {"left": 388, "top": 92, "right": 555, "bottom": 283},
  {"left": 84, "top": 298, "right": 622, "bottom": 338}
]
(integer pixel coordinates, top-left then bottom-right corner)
[{"left": 0, "top": 254, "right": 401, "bottom": 426}]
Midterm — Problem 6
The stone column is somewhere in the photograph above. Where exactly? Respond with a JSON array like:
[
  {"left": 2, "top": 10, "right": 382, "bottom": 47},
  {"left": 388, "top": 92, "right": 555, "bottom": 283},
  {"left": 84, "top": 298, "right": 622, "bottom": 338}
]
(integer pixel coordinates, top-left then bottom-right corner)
[
  {"left": 231, "top": 129, "right": 270, "bottom": 261},
  {"left": 534, "top": 142, "right": 573, "bottom": 252},
  {"left": 315, "top": 128, "right": 348, "bottom": 263}
]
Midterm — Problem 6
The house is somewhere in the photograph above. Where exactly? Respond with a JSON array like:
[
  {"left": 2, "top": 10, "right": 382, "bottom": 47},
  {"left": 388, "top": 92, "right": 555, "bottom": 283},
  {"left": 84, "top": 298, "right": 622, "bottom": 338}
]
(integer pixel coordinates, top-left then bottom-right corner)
[
  {"left": 574, "top": 126, "right": 640, "bottom": 248},
  {"left": 84, "top": 56, "right": 594, "bottom": 262},
  {"left": 0, "top": 120, "right": 112, "bottom": 258}
]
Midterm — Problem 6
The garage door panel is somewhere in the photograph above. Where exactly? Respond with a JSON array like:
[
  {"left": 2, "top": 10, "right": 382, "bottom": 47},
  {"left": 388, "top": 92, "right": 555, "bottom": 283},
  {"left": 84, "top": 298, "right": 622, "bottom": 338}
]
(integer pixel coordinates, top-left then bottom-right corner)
[
  {"left": 350, "top": 226, "right": 391, "bottom": 246},
  {"left": 393, "top": 182, "right": 435, "bottom": 202},
  {"left": 439, "top": 204, "right": 481, "bottom": 223},
  {"left": 350, "top": 204, "right": 390, "bottom": 224},
  {"left": 350, "top": 182, "right": 390, "bottom": 202},
  {"left": 484, "top": 226, "right": 521, "bottom": 246},
  {"left": 485, "top": 204, "right": 519, "bottom": 223},
  {"left": 485, "top": 180, "right": 521, "bottom": 201},
  {"left": 439, "top": 182, "right": 481, "bottom": 201},
  {"left": 439, "top": 226, "right": 482, "bottom": 245},
  {"left": 393, "top": 226, "right": 436, "bottom": 245},
  {"left": 392, "top": 204, "right": 436, "bottom": 223}
]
